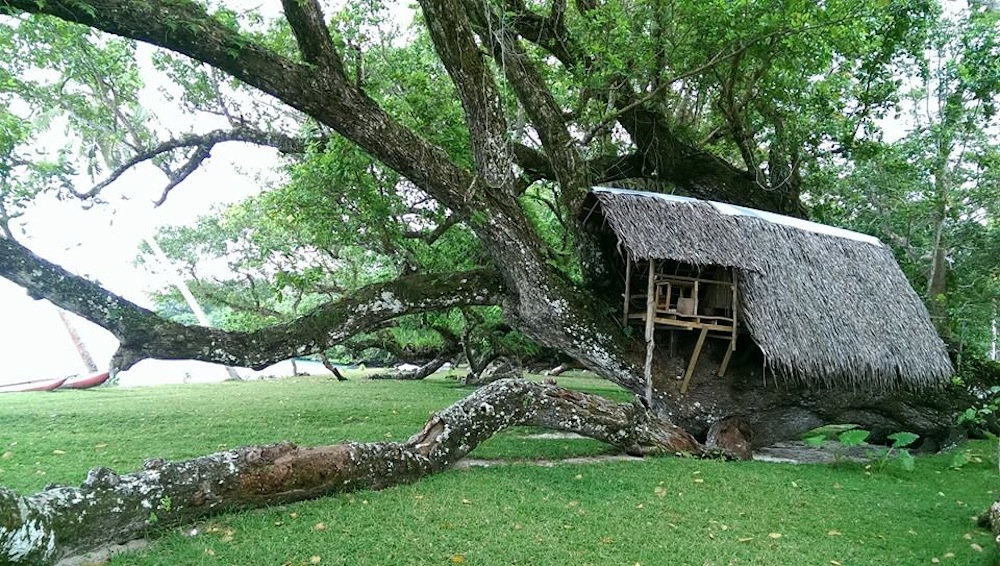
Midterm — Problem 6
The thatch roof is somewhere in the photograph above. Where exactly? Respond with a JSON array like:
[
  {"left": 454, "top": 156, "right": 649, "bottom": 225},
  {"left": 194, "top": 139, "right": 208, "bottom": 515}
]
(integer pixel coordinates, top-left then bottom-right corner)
[{"left": 583, "top": 187, "right": 953, "bottom": 390}]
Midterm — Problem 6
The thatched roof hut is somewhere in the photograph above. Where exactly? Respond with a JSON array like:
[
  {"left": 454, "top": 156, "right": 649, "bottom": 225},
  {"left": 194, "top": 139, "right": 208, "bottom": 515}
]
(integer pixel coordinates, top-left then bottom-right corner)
[{"left": 582, "top": 187, "right": 952, "bottom": 390}]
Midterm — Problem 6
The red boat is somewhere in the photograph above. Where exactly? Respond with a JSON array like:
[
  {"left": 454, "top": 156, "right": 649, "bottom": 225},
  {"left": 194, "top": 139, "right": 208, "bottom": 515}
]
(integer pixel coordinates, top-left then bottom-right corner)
[
  {"left": 61, "top": 371, "right": 111, "bottom": 390},
  {"left": 0, "top": 377, "right": 68, "bottom": 393}
]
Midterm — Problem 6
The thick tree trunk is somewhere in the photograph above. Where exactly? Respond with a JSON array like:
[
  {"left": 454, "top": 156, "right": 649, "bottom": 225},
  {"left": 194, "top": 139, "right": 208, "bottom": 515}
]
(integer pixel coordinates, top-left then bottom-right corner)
[
  {"left": 0, "top": 237, "right": 502, "bottom": 372},
  {"left": 0, "top": 379, "right": 699, "bottom": 565},
  {"left": 653, "top": 349, "right": 964, "bottom": 449}
]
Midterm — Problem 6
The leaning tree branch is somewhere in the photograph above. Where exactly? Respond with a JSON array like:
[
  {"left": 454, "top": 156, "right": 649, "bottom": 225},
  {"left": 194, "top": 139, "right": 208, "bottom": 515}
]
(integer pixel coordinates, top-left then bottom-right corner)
[
  {"left": 73, "top": 126, "right": 311, "bottom": 200},
  {"left": 152, "top": 144, "right": 211, "bottom": 205},
  {"left": 468, "top": 1, "right": 587, "bottom": 207},
  {"left": 0, "top": 236, "right": 504, "bottom": 372},
  {"left": 505, "top": 0, "right": 581, "bottom": 69},
  {"left": 418, "top": 0, "right": 514, "bottom": 190},
  {"left": 280, "top": 0, "right": 346, "bottom": 73},
  {"left": 0, "top": 379, "right": 702, "bottom": 565},
  {"left": 5, "top": 0, "right": 475, "bottom": 213},
  {"left": 580, "top": 41, "right": 756, "bottom": 146}
]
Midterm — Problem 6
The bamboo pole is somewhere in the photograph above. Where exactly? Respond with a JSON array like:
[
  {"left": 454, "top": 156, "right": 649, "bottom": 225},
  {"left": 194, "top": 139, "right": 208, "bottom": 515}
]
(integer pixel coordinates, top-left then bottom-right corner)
[
  {"left": 144, "top": 236, "right": 242, "bottom": 381},
  {"left": 55, "top": 307, "right": 98, "bottom": 373}
]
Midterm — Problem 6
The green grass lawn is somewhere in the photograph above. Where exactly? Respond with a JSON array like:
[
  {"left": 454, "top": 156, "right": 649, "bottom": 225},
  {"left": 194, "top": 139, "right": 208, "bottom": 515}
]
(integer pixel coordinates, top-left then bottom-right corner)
[{"left": 0, "top": 373, "right": 997, "bottom": 565}]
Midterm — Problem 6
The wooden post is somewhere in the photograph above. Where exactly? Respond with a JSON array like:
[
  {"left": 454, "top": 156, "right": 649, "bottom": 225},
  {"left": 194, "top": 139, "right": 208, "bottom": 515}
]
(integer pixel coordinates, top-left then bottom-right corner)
[
  {"left": 731, "top": 270, "right": 739, "bottom": 349},
  {"left": 718, "top": 269, "right": 739, "bottom": 378},
  {"left": 681, "top": 327, "right": 709, "bottom": 394},
  {"left": 717, "top": 340, "right": 734, "bottom": 377},
  {"left": 644, "top": 258, "right": 657, "bottom": 406},
  {"left": 622, "top": 252, "right": 632, "bottom": 325}
]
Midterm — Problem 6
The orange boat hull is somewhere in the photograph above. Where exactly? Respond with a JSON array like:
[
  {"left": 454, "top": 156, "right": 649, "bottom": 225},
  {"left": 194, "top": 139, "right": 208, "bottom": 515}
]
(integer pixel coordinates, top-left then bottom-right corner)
[
  {"left": 0, "top": 377, "right": 68, "bottom": 393},
  {"left": 61, "top": 371, "right": 110, "bottom": 390}
]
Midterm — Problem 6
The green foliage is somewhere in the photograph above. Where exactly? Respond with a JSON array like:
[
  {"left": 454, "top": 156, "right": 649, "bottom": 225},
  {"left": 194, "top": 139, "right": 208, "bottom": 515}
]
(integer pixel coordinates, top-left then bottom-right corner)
[
  {"left": 837, "top": 429, "right": 871, "bottom": 448},
  {"left": 870, "top": 432, "right": 920, "bottom": 473},
  {"left": 807, "top": 5, "right": 1000, "bottom": 351},
  {"left": 803, "top": 427, "right": 919, "bottom": 472},
  {"left": 957, "top": 383, "right": 1000, "bottom": 474}
]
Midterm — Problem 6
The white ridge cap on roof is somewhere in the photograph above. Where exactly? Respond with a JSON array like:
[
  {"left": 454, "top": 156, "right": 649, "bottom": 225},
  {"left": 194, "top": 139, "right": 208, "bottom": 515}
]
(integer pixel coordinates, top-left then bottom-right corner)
[{"left": 592, "top": 186, "right": 882, "bottom": 247}]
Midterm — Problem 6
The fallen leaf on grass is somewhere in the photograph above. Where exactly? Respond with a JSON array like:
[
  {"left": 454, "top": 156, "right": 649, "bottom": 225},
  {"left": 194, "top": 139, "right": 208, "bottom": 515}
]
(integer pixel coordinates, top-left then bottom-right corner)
[
  {"left": 310, "top": 556, "right": 322, "bottom": 564},
  {"left": 768, "top": 533, "right": 782, "bottom": 539},
  {"left": 449, "top": 554, "right": 466, "bottom": 563},
  {"left": 944, "top": 552, "right": 955, "bottom": 558},
  {"left": 94, "top": 443, "right": 107, "bottom": 449},
  {"left": 654, "top": 486, "right": 667, "bottom": 497},
  {"left": 204, "top": 549, "right": 215, "bottom": 556},
  {"left": 827, "top": 530, "right": 842, "bottom": 536},
  {"left": 970, "top": 543, "right": 983, "bottom": 552},
  {"left": 313, "top": 522, "right": 327, "bottom": 531},
  {"left": 693, "top": 478, "right": 704, "bottom": 484},
  {"left": 830, "top": 561, "right": 842, "bottom": 565},
  {"left": 931, "top": 558, "right": 940, "bottom": 563},
  {"left": 737, "top": 537, "right": 753, "bottom": 543},
  {"left": 461, "top": 498, "right": 471, "bottom": 505},
  {"left": 0, "top": 451, "right": 12, "bottom": 460},
  {"left": 52, "top": 450, "right": 65, "bottom": 455}
]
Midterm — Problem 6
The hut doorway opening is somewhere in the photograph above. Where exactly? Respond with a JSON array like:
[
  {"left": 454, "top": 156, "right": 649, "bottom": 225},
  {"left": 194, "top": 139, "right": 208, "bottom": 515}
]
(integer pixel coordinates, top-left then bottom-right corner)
[{"left": 622, "top": 255, "right": 739, "bottom": 399}]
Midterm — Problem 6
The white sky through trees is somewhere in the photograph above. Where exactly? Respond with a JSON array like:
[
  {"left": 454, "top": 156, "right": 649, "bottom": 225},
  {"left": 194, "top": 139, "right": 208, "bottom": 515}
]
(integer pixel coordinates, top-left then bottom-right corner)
[{"left": 1, "top": 143, "right": 275, "bottom": 384}]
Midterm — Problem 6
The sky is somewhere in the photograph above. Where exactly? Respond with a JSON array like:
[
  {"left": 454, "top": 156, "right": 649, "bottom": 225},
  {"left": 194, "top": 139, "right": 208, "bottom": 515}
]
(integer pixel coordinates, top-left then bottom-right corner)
[
  {"left": 1, "top": 143, "right": 279, "bottom": 386},
  {"left": 0, "top": 1, "right": 419, "bottom": 387}
]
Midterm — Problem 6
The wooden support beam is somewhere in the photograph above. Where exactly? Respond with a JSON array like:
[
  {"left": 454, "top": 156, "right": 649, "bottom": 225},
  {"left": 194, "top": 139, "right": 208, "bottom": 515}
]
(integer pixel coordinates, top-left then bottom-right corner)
[
  {"left": 622, "top": 252, "right": 632, "bottom": 325},
  {"left": 718, "top": 339, "right": 734, "bottom": 377},
  {"left": 680, "top": 327, "right": 709, "bottom": 394},
  {"left": 644, "top": 258, "right": 657, "bottom": 406},
  {"left": 651, "top": 318, "right": 733, "bottom": 332}
]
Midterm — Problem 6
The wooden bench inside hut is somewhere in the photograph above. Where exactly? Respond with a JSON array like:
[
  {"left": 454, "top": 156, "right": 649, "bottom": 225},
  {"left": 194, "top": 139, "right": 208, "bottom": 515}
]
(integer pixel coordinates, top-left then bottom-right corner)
[{"left": 622, "top": 257, "right": 739, "bottom": 393}]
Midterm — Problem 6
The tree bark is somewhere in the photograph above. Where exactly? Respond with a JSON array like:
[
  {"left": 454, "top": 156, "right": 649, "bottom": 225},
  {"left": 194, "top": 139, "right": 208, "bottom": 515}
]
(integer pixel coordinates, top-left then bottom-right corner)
[
  {"left": 0, "top": 236, "right": 502, "bottom": 372},
  {"left": 367, "top": 349, "right": 459, "bottom": 380},
  {"left": 0, "top": 379, "right": 700, "bottom": 566},
  {"left": 990, "top": 499, "right": 1000, "bottom": 553}
]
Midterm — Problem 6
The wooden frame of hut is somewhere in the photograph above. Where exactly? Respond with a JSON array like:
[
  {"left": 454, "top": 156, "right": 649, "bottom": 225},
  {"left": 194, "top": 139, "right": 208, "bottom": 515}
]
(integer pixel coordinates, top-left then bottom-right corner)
[{"left": 581, "top": 187, "right": 953, "bottom": 400}]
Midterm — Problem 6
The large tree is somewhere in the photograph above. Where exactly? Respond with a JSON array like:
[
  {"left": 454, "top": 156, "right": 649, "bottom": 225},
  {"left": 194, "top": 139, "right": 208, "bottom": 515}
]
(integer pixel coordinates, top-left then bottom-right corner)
[
  {"left": 2, "top": 0, "right": 992, "bottom": 562},
  {"left": 0, "top": 0, "right": 967, "bottom": 440}
]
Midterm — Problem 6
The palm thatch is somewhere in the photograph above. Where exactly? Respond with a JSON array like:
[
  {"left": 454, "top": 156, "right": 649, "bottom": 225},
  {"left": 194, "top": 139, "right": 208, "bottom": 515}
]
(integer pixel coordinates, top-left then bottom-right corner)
[{"left": 583, "top": 187, "right": 952, "bottom": 390}]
